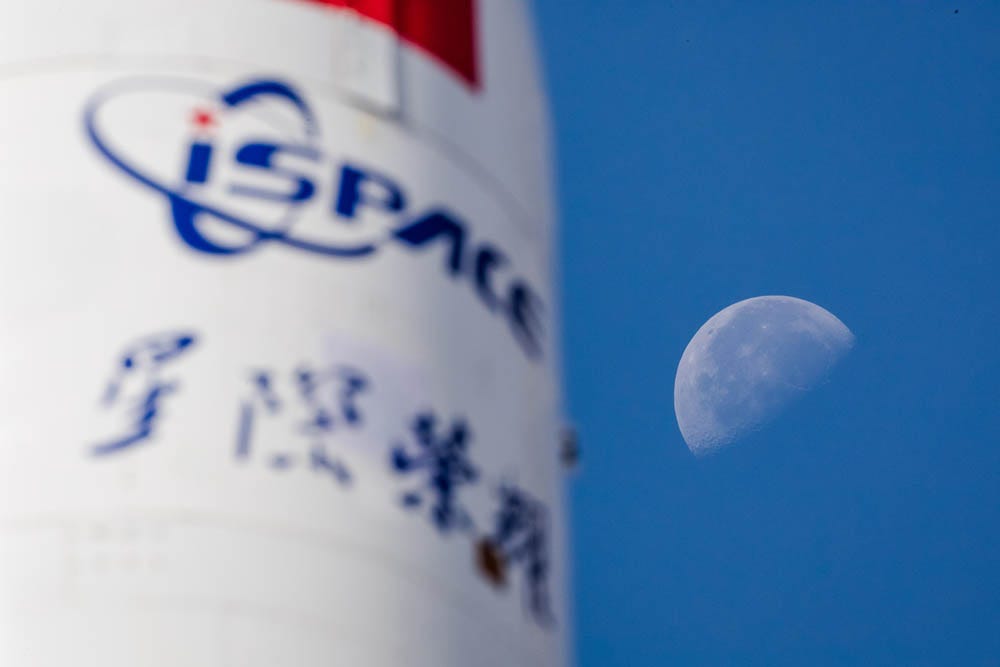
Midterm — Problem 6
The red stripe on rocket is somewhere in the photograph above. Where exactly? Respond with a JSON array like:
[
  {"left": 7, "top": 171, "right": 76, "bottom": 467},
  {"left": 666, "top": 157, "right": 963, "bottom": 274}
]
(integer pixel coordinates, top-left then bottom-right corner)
[{"left": 295, "top": 0, "right": 480, "bottom": 89}]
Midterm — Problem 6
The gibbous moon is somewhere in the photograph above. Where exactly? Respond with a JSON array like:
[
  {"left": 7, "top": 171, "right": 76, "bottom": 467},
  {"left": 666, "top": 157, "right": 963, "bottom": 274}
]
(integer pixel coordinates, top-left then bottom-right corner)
[{"left": 674, "top": 296, "right": 854, "bottom": 455}]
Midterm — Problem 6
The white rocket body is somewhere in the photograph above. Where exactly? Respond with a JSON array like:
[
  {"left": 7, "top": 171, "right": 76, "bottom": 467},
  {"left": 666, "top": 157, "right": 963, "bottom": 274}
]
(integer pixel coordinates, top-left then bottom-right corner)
[{"left": 0, "top": 2, "right": 566, "bottom": 665}]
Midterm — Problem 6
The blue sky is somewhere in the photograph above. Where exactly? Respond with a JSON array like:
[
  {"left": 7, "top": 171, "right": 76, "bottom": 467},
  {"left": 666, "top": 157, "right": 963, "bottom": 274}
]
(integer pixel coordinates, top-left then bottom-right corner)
[{"left": 533, "top": 2, "right": 1000, "bottom": 664}]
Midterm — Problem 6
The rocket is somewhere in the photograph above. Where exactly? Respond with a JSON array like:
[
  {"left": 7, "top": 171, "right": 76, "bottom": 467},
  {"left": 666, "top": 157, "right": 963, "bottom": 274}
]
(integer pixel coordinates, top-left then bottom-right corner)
[{"left": 0, "top": 1, "right": 568, "bottom": 665}]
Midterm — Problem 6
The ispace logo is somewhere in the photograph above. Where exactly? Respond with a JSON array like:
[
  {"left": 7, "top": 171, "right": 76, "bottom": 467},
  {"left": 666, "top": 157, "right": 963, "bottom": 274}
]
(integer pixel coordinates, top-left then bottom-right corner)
[{"left": 84, "top": 77, "right": 543, "bottom": 358}]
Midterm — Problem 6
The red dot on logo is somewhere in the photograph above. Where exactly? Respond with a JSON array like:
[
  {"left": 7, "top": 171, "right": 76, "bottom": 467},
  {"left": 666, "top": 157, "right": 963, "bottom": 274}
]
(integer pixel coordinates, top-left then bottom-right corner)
[{"left": 191, "top": 108, "right": 217, "bottom": 130}]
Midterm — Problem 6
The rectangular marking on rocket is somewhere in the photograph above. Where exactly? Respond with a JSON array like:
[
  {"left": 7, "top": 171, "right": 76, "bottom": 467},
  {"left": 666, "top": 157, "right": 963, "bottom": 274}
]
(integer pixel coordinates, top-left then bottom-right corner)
[{"left": 293, "top": 0, "right": 480, "bottom": 89}]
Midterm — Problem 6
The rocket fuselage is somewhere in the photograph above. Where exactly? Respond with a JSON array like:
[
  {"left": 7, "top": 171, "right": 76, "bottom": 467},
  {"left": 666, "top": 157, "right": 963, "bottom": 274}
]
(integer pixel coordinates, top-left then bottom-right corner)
[{"left": 0, "top": 1, "right": 566, "bottom": 665}]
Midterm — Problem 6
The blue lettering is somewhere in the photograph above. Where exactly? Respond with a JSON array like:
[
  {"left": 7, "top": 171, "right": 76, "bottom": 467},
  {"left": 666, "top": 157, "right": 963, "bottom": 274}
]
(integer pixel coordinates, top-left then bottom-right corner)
[
  {"left": 229, "top": 142, "right": 319, "bottom": 203},
  {"left": 184, "top": 141, "right": 213, "bottom": 184},
  {"left": 474, "top": 246, "right": 507, "bottom": 311},
  {"left": 335, "top": 164, "right": 406, "bottom": 220},
  {"left": 393, "top": 210, "right": 466, "bottom": 275},
  {"left": 86, "top": 76, "right": 548, "bottom": 359},
  {"left": 508, "top": 282, "right": 543, "bottom": 358}
]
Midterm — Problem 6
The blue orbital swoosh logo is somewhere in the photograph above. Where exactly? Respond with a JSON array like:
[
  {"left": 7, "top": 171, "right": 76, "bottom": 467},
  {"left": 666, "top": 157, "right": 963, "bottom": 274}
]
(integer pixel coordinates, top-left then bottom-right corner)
[
  {"left": 84, "top": 77, "right": 378, "bottom": 258},
  {"left": 84, "top": 76, "right": 545, "bottom": 359}
]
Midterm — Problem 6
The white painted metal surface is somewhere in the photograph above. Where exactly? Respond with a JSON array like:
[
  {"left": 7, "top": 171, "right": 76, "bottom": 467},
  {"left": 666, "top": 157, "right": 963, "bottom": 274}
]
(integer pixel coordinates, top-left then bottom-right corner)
[{"left": 0, "top": 1, "right": 566, "bottom": 665}]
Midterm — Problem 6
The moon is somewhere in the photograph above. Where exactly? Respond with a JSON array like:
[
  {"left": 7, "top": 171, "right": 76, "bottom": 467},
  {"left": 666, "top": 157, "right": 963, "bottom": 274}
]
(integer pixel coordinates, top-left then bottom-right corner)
[{"left": 674, "top": 296, "right": 855, "bottom": 455}]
